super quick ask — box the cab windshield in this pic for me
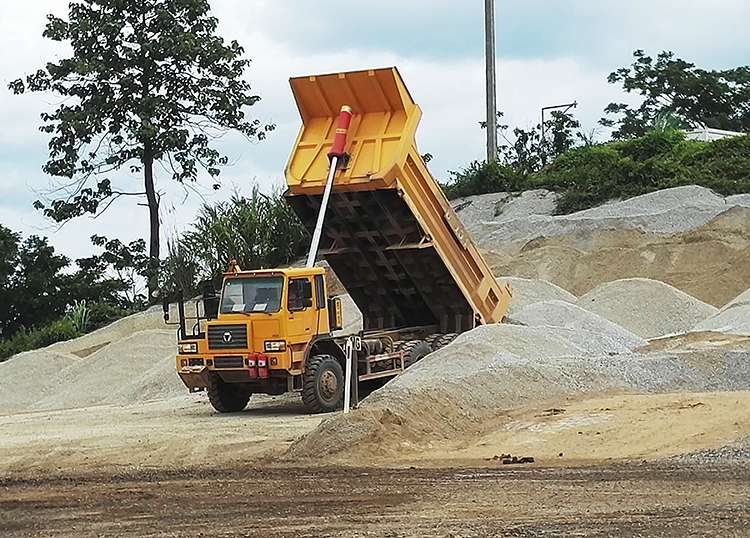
[220,276,283,314]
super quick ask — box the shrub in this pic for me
[442,161,524,200]
[442,131,750,214]
[0,318,80,360]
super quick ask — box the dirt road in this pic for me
[2,463,749,537]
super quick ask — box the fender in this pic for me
[304,334,346,369]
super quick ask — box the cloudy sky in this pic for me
[1,0,748,261]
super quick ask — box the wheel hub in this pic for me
[319,370,338,400]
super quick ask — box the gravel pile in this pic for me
[1,330,180,414]
[676,438,750,464]
[0,350,81,414]
[577,278,718,339]
[513,300,646,350]
[692,289,750,336]
[496,277,577,315]
[454,186,750,248]
[288,323,749,461]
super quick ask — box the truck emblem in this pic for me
[222,331,233,343]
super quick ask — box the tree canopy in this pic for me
[601,50,750,139]
[9,0,273,297]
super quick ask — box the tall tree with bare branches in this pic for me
[10,0,273,297]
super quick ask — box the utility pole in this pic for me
[484,0,498,162]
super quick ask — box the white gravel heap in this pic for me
[289,323,748,460]
[577,278,718,339]
[0,329,182,414]
[692,289,750,336]
[513,300,646,350]
[0,350,81,413]
[453,186,750,248]
[497,277,577,315]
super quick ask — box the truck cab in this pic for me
[174,264,347,413]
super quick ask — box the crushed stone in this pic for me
[497,277,577,315]
[577,278,718,339]
[513,300,646,350]
[21,330,179,413]
[692,288,750,336]
[455,185,750,248]
[288,322,749,461]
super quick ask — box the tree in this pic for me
[601,50,750,139]
[481,110,583,175]
[9,0,273,298]
[175,187,310,283]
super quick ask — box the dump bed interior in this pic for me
[285,68,511,333]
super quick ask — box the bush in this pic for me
[442,160,525,200]
[0,318,80,360]
[442,131,750,214]
[0,302,138,361]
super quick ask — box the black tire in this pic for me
[302,354,344,413]
[432,333,458,351]
[207,375,251,413]
[424,333,442,348]
[401,340,431,369]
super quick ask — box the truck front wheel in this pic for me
[302,354,344,413]
[207,375,252,413]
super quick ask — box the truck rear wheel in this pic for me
[432,333,458,351]
[207,375,252,413]
[302,354,344,413]
[401,340,431,368]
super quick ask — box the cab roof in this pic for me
[222,266,325,279]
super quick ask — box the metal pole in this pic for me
[484,0,498,162]
[305,156,338,268]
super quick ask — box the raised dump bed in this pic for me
[285,67,511,334]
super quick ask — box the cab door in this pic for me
[286,277,315,344]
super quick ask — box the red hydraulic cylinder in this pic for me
[327,105,353,159]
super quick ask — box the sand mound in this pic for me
[288,323,749,462]
[0,350,82,413]
[0,329,179,414]
[497,277,576,315]
[513,300,646,350]
[693,289,750,336]
[577,278,718,339]
[488,207,750,308]
[458,186,750,249]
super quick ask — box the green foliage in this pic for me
[66,300,91,333]
[10,0,273,297]
[442,161,524,200]
[602,50,750,138]
[537,131,750,213]
[160,186,310,291]
[0,318,80,360]
[0,227,145,341]
[443,131,750,214]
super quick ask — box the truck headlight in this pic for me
[264,340,286,352]
[178,342,198,354]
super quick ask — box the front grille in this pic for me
[214,356,245,369]
[208,324,248,350]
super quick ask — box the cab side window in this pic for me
[288,278,309,311]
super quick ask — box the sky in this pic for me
[1,0,749,261]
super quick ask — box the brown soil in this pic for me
[487,207,750,307]
[2,464,749,537]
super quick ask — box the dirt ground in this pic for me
[3,387,750,536]
[2,463,749,537]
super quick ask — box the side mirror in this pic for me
[204,297,219,320]
[162,295,170,322]
[202,281,219,320]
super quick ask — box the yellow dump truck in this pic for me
[170,67,512,413]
